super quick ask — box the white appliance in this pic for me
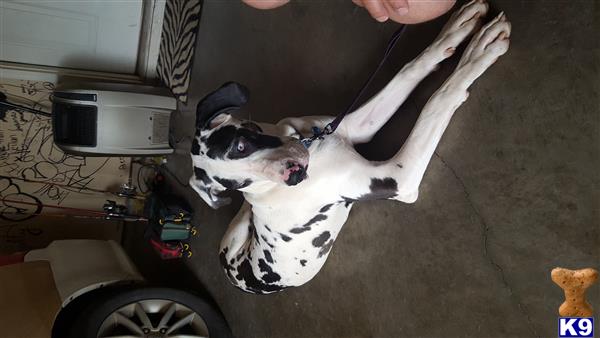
[51,85,176,156]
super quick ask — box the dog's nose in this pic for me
[285,165,307,186]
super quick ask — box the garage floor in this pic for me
[126,1,599,337]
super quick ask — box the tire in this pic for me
[68,286,232,338]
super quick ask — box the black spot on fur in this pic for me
[302,214,327,228]
[263,250,274,263]
[235,259,285,294]
[219,248,237,283]
[289,214,327,235]
[258,259,281,283]
[319,204,333,213]
[340,197,356,207]
[236,251,244,261]
[290,226,311,234]
[194,167,211,184]
[280,233,292,242]
[397,164,403,168]
[206,126,237,159]
[191,138,201,155]
[363,177,398,200]
[340,178,398,204]
[213,176,252,190]
[249,221,259,243]
[260,234,269,243]
[229,128,283,159]
[264,225,272,232]
[318,239,334,258]
[300,259,307,267]
[312,231,331,247]
[205,125,283,160]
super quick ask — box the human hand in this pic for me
[352,0,409,22]
[241,0,290,10]
[241,0,456,24]
[353,0,456,24]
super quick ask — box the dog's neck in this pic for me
[241,175,326,225]
[241,180,278,196]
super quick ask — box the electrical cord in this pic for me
[0,91,52,117]
[136,163,158,194]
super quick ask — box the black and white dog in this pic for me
[190,0,510,294]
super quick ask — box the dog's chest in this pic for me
[246,135,358,271]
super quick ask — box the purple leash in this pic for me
[301,24,407,148]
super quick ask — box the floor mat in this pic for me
[157,0,202,104]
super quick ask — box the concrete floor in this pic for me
[131,1,599,337]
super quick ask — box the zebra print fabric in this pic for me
[157,0,202,103]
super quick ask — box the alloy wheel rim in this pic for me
[97,299,209,338]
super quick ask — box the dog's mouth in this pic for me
[283,160,308,186]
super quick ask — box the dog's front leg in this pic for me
[391,12,511,202]
[340,0,489,144]
[340,11,510,204]
[218,202,288,294]
[217,202,257,288]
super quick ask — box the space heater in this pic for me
[50,86,176,156]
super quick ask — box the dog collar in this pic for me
[300,126,325,149]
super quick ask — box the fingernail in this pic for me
[376,15,389,22]
[396,7,409,15]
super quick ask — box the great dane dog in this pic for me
[190,0,510,294]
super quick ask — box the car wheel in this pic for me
[69,287,232,338]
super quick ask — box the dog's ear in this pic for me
[189,167,231,209]
[196,82,249,130]
[207,113,232,130]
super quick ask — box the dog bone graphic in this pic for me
[551,267,598,317]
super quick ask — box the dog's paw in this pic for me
[457,11,511,73]
[429,0,489,62]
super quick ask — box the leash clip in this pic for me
[300,138,313,149]
[300,126,325,149]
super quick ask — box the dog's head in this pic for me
[189,82,309,209]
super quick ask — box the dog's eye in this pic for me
[236,140,246,152]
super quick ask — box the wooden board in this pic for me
[0,261,62,338]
